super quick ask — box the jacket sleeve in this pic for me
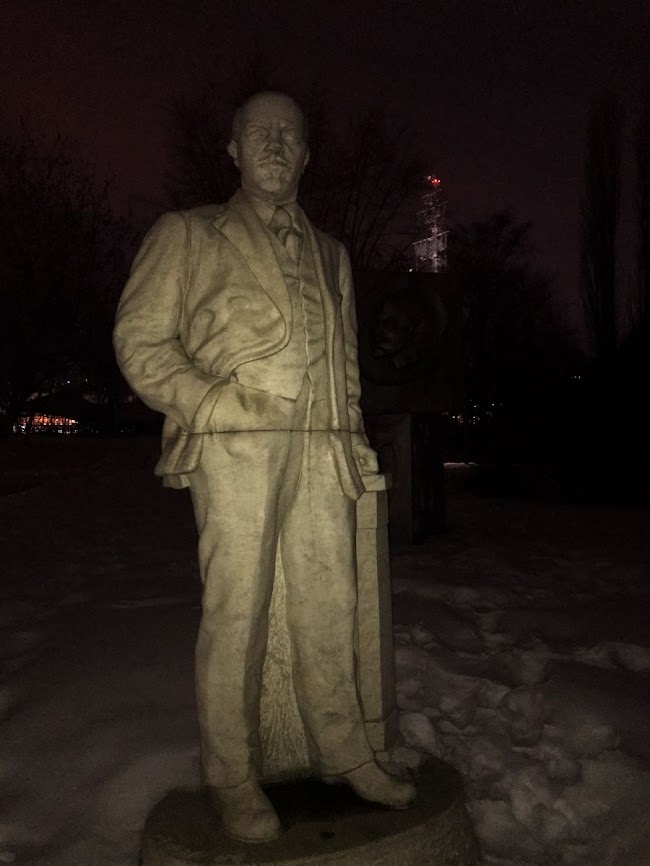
[113,212,225,432]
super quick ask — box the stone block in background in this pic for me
[366,413,446,544]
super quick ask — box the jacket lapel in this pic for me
[300,212,337,328]
[300,215,342,425]
[214,190,292,327]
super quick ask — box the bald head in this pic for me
[231,91,308,142]
[227,91,310,205]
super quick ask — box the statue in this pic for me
[113,91,415,844]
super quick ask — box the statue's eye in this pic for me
[246,127,267,142]
[282,129,298,143]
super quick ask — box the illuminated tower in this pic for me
[413,175,448,273]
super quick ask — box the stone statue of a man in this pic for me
[113,91,415,843]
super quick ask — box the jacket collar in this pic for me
[213,189,291,324]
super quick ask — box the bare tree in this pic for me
[305,109,423,270]
[615,88,650,436]
[165,86,237,208]
[165,53,284,208]
[448,210,579,470]
[580,93,624,367]
[635,89,650,337]
[450,211,564,397]
[0,122,130,433]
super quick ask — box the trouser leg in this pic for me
[280,429,374,775]
[189,428,300,788]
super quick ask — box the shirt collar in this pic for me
[242,190,300,228]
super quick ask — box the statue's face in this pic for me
[228,93,309,204]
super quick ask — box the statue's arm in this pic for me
[113,212,224,431]
[338,244,379,474]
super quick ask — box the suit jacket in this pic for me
[113,190,368,498]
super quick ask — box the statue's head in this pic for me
[227,91,310,205]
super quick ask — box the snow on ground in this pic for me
[1,438,650,865]
[391,468,650,866]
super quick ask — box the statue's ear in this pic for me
[227,140,239,166]
[302,146,310,173]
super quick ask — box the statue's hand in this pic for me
[207,382,289,433]
[353,441,379,476]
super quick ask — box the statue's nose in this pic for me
[265,130,283,151]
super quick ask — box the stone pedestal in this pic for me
[258,474,397,782]
[355,474,398,756]
[141,761,481,866]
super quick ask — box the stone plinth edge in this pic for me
[141,760,481,866]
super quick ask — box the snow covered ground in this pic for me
[1,438,650,865]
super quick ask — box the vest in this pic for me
[232,225,328,412]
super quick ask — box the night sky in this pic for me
[2,0,648,332]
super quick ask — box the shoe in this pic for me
[207,778,281,843]
[325,761,416,809]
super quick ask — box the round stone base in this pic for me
[141,761,481,866]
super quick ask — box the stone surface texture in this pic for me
[259,476,397,782]
[113,91,385,791]
[354,476,398,756]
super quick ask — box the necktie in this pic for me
[269,206,303,262]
